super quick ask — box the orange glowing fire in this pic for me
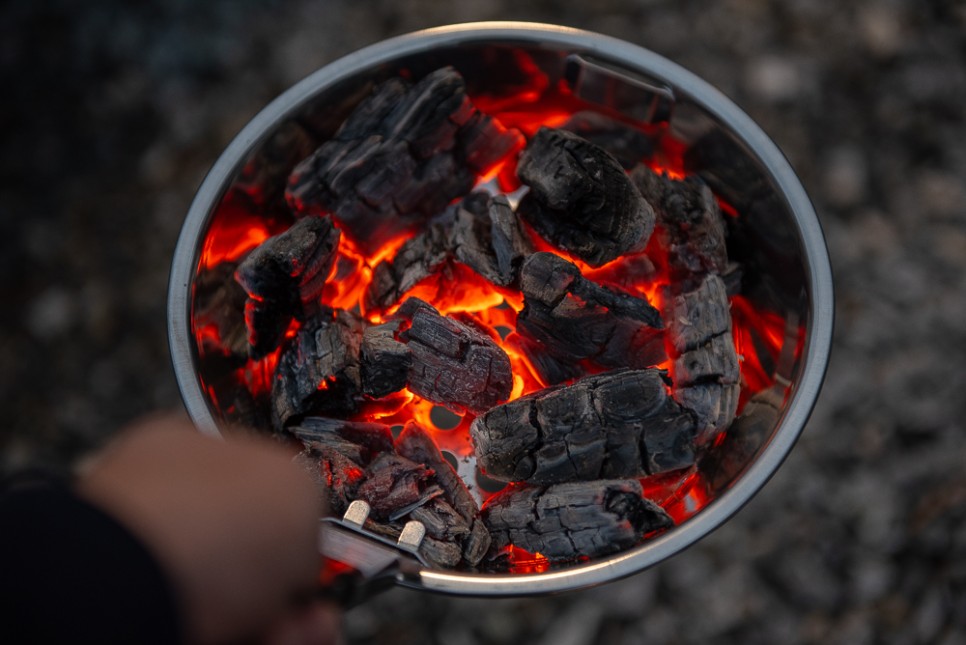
[191,62,803,572]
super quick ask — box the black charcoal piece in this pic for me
[193,261,249,360]
[482,479,673,561]
[517,127,655,267]
[674,382,741,445]
[291,417,395,459]
[360,321,412,398]
[470,369,696,484]
[451,192,533,287]
[562,111,654,169]
[286,67,523,254]
[667,274,732,353]
[270,310,363,431]
[234,121,317,211]
[398,298,512,414]
[235,216,341,358]
[631,164,728,289]
[673,333,740,386]
[364,220,451,313]
[516,252,666,383]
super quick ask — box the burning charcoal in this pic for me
[470,369,696,484]
[665,274,740,442]
[364,220,451,313]
[235,216,341,358]
[451,192,533,287]
[516,252,666,383]
[482,480,673,562]
[631,164,728,289]
[396,422,491,565]
[360,321,412,398]
[234,121,317,211]
[306,445,366,514]
[517,127,655,267]
[356,453,435,519]
[667,274,731,353]
[397,298,512,414]
[562,111,654,169]
[270,309,363,430]
[286,67,523,254]
[193,261,249,360]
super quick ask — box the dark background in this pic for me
[2,1,965,642]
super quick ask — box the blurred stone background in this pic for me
[2,0,964,643]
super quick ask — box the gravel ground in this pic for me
[2,1,965,643]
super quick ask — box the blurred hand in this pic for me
[77,414,340,645]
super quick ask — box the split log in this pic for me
[630,164,728,290]
[397,298,512,414]
[270,309,363,430]
[517,127,655,267]
[516,252,666,383]
[286,67,523,254]
[235,216,341,358]
[562,111,654,169]
[482,479,673,561]
[470,369,696,484]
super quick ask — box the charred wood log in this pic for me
[397,298,513,414]
[517,127,655,267]
[365,192,532,312]
[630,164,728,290]
[235,216,341,358]
[360,321,412,398]
[286,67,523,254]
[471,369,696,484]
[516,252,666,383]
[482,479,673,562]
[562,111,654,170]
[270,309,363,430]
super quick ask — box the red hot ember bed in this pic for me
[169,23,833,595]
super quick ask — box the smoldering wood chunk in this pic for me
[360,321,411,398]
[193,261,249,361]
[667,274,731,353]
[674,333,740,386]
[517,127,655,267]
[674,383,740,445]
[631,164,728,290]
[451,192,533,287]
[471,369,696,484]
[270,310,363,430]
[562,111,654,169]
[517,253,666,383]
[286,67,523,254]
[364,191,533,312]
[235,121,317,211]
[235,216,341,358]
[364,220,451,312]
[398,298,512,414]
[482,480,673,561]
